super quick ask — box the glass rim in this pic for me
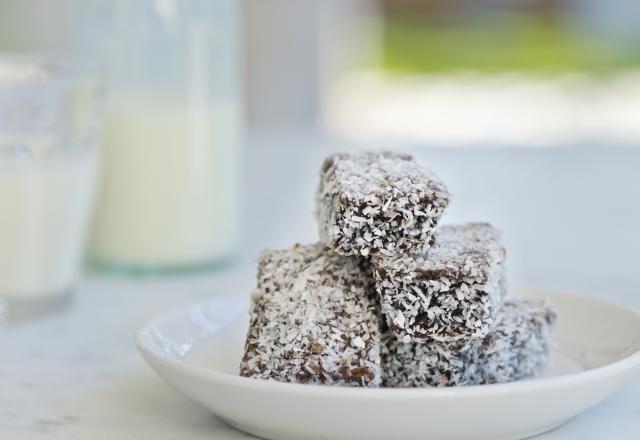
[0,55,104,160]
[0,54,89,87]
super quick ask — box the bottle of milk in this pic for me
[87,0,242,273]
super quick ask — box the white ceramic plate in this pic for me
[136,288,640,440]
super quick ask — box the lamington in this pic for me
[316,152,450,258]
[240,243,381,387]
[381,299,556,387]
[374,223,506,343]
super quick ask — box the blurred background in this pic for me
[1,0,639,313]
[3,0,640,144]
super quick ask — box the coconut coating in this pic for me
[240,243,381,387]
[375,223,506,343]
[381,299,556,387]
[317,152,450,258]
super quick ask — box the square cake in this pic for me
[381,299,556,387]
[239,243,381,387]
[374,223,506,343]
[317,152,450,258]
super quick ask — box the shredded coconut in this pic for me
[316,152,450,258]
[381,299,556,387]
[374,223,506,342]
[239,243,381,387]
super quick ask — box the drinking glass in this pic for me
[0,57,101,319]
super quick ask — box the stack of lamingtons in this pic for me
[240,152,556,387]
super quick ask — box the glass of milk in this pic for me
[0,57,101,319]
[86,0,242,274]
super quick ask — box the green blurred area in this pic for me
[383,13,640,73]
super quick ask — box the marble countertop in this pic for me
[2,140,640,439]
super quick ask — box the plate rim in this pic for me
[136,287,640,399]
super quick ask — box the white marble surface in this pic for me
[2,139,640,439]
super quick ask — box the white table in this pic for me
[2,138,640,439]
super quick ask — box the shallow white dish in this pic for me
[136,287,640,440]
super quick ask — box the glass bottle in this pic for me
[87,0,243,273]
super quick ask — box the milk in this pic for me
[89,97,240,269]
[0,147,98,299]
